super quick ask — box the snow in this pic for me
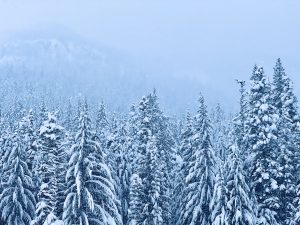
[143,117,150,123]
[46,133,57,140]
[270,124,277,131]
[260,104,269,111]
[43,213,57,225]
[236,210,242,220]
[12,191,17,203]
[50,221,63,225]
[39,126,49,135]
[271,179,278,190]
[0,41,299,225]
[40,183,48,190]
[86,189,95,212]
[36,201,47,212]
[262,115,269,122]
[261,172,269,180]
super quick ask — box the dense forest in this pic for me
[0,58,299,225]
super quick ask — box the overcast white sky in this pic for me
[0,0,299,111]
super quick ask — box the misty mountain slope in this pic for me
[0,38,209,114]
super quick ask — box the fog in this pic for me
[0,0,299,114]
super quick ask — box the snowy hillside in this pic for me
[0,38,145,110]
[0,38,206,114]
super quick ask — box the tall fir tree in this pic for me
[272,59,300,224]
[95,100,109,151]
[210,164,228,225]
[226,143,256,225]
[149,92,175,225]
[129,93,175,225]
[107,120,131,225]
[246,66,280,225]
[0,133,36,225]
[128,92,175,225]
[211,104,228,161]
[155,118,174,225]
[32,112,66,225]
[128,174,143,225]
[129,95,157,225]
[126,105,139,172]
[63,102,122,225]
[38,98,48,128]
[18,110,37,173]
[142,136,163,225]
[0,129,14,195]
[233,80,248,160]
[172,113,193,225]
[178,94,216,225]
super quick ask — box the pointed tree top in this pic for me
[251,65,265,81]
[185,111,192,121]
[152,88,157,97]
[197,92,208,116]
[235,79,246,88]
[274,58,285,76]
[275,58,282,67]
[83,98,88,112]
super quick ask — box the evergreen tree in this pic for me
[128,174,143,225]
[38,98,47,127]
[179,94,216,225]
[172,113,193,225]
[63,103,122,225]
[95,100,109,151]
[271,58,299,125]
[129,93,171,225]
[9,97,25,127]
[169,117,183,148]
[71,98,83,134]
[130,96,155,225]
[0,129,14,192]
[211,165,228,225]
[0,128,15,224]
[233,80,248,160]
[277,116,298,225]
[129,92,175,225]
[211,104,228,161]
[149,92,175,225]
[292,128,300,225]
[272,59,300,224]
[155,117,174,225]
[0,133,36,225]
[107,120,131,225]
[32,112,66,224]
[246,66,279,225]
[18,110,37,172]
[127,104,139,174]
[142,136,163,225]
[226,143,256,225]
[64,98,73,131]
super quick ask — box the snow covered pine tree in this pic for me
[31,112,66,225]
[178,94,216,225]
[0,133,36,225]
[246,66,280,225]
[63,102,122,225]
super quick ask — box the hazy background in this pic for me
[0,0,299,114]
